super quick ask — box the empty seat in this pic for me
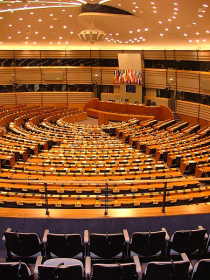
[87,230,129,262]
[2,228,45,262]
[44,229,85,260]
[89,255,141,280]
[37,257,85,280]
[167,226,207,259]
[128,228,169,261]
[0,261,34,280]
[142,253,191,280]
[191,259,210,280]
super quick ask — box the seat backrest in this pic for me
[0,262,33,280]
[191,259,210,280]
[130,231,166,257]
[169,228,206,255]
[89,233,125,259]
[4,231,44,258]
[38,263,83,280]
[144,260,190,280]
[46,233,83,258]
[92,263,137,280]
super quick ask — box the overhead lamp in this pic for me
[78,21,106,44]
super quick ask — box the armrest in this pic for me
[43,229,49,243]
[133,255,142,280]
[123,229,130,243]
[162,227,170,241]
[181,253,193,272]
[85,256,91,276]
[34,255,43,278]
[84,230,89,244]
[198,225,204,230]
[198,225,208,239]
[2,228,11,242]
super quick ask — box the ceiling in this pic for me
[0,0,209,50]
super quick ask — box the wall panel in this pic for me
[67,67,91,84]
[0,68,15,85]
[0,93,16,105]
[16,67,41,84]
[176,71,199,93]
[16,92,42,104]
[144,69,166,89]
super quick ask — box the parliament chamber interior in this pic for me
[0,0,210,279]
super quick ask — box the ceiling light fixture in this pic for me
[78,21,106,44]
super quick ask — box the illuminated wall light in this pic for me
[135,6,138,8]
[0,17,3,19]
[118,4,121,6]
[0,42,3,44]
[139,36,142,39]
[62,9,65,12]
[150,2,155,4]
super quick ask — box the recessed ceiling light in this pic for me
[196,39,199,42]
[0,17,3,20]
[25,42,28,44]
[8,37,11,39]
[203,39,206,42]
[28,25,31,28]
[165,28,168,31]
[160,33,163,36]
[173,2,178,5]
[58,42,61,44]
[137,29,140,32]
[129,31,133,33]
[189,39,192,42]
[184,33,187,36]
[50,26,53,28]
[35,31,38,34]
[59,36,62,39]
[33,42,36,44]
[50,42,52,44]
[19,18,22,20]
[203,4,208,7]
[30,12,34,15]
[116,33,119,35]
[172,16,176,19]
[38,19,42,22]
[168,19,171,21]
[63,26,67,28]
[18,31,21,34]
[193,22,197,25]
[43,37,46,39]
[26,37,29,39]
[206,30,210,33]
[159,21,162,24]
[198,14,203,17]
[62,9,65,12]
[133,10,136,12]
[177,26,181,29]
[69,15,72,17]
[145,28,148,31]
[66,41,68,44]
[153,10,157,13]
[196,32,199,35]
[9,24,12,27]
[70,31,73,34]
[50,14,53,16]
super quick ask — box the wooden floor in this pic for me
[1,203,210,220]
